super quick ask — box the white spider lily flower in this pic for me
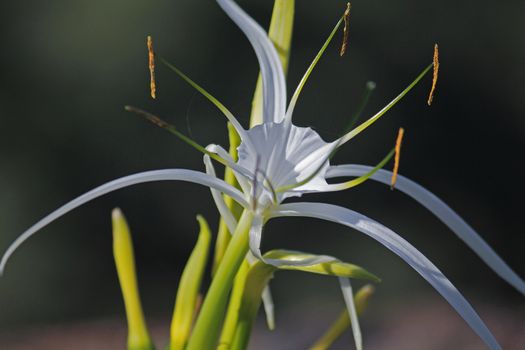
[215,1,524,349]
[1,1,524,349]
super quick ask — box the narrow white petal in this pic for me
[339,277,363,350]
[248,215,334,268]
[248,215,265,260]
[261,286,276,330]
[217,0,287,123]
[0,169,247,275]
[327,164,525,296]
[204,155,238,234]
[205,143,252,195]
[272,202,502,350]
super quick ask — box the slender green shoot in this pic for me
[170,216,211,350]
[112,208,155,350]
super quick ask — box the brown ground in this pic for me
[1,299,524,349]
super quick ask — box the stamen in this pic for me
[338,62,433,146]
[147,36,156,99]
[390,127,405,190]
[427,43,439,106]
[285,9,346,122]
[159,57,248,141]
[343,81,376,134]
[340,3,352,57]
[124,105,229,167]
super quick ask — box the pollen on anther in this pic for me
[391,127,405,190]
[147,35,156,99]
[340,3,352,57]
[427,43,439,106]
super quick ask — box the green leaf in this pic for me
[250,0,295,127]
[169,215,211,350]
[112,208,155,350]
[309,285,375,350]
[230,250,379,350]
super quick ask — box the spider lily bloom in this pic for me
[1,0,524,349]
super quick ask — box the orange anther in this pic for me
[147,35,156,99]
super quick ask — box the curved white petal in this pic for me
[205,143,252,194]
[0,169,247,274]
[248,215,335,268]
[327,164,525,296]
[339,277,362,350]
[261,286,276,330]
[217,0,287,123]
[248,215,265,261]
[272,202,502,350]
[204,155,238,234]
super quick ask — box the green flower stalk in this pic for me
[112,208,155,350]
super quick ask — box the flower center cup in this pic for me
[237,122,335,212]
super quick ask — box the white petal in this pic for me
[272,202,502,350]
[248,215,265,260]
[0,169,247,274]
[217,0,287,123]
[205,143,252,194]
[327,164,525,296]
[204,155,238,234]
[339,277,363,350]
[248,215,334,268]
[261,286,276,330]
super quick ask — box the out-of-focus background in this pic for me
[0,0,524,349]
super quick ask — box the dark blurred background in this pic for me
[0,0,524,349]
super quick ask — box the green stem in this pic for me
[186,210,254,350]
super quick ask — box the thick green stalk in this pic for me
[186,210,254,350]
